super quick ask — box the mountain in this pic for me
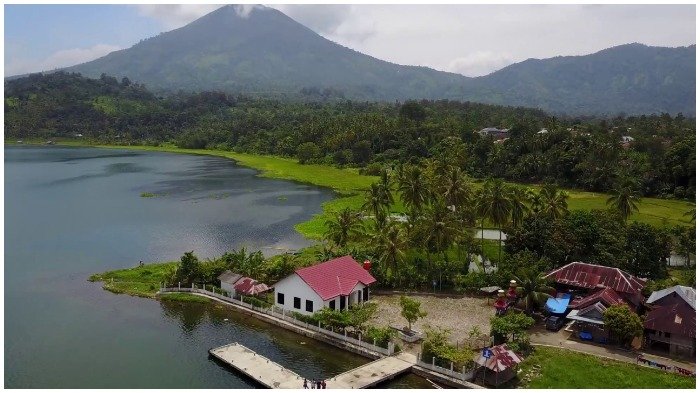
[64,5,695,115]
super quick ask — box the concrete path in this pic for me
[530,325,695,372]
[330,352,417,389]
[209,343,305,389]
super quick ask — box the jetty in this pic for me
[210,343,415,389]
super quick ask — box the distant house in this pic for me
[537,128,549,135]
[218,270,243,294]
[473,344,524,386]
[478,127,510,140]
[273,255,376,315]
[644,285,695,358]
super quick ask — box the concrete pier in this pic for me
[209,343,304,389]
[210,343,416,389]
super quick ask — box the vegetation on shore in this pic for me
[89,262,177,298]
[518,346,695,388]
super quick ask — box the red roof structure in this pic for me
[233,277,270,296]
[545,262,646,306]
[644,302,696,338]
[473,344,523,372]
[295,255,376,300]
[569,287,627,309]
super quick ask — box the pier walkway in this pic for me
[210,343,416,389]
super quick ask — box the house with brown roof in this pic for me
[644,285,695,358]
[273,255,376,315]
[544,262,646,342]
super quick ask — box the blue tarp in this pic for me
[546,293,571,314]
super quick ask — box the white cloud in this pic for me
[447,52,516,77]
[6,44,121,76]
[134,4,223,30]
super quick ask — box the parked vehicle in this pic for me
[546,316,566,331]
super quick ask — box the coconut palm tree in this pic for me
[441,166,471,211]
[508,186,531,228]
[396,164,430,229]
[539,184,569,220]
[325,208,362,248]
[374,222,407,285]
[606,183,641,222]
[515,272,555,314]
[478,178,512,264]
[421,199,458,289]
[362,182,392,225]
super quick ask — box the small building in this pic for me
[273,255,376,315]
[478,127,510,140]
[472,344,523,386]
[233,277,270,296]
[537,128,549,135]
[644,285,695,358]
[218,270,243,295]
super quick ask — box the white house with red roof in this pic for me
[273,255,376,315]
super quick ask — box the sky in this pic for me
[4,3,697,77]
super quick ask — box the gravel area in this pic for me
[369,294,493,345]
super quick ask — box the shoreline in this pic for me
[7,140,694,230]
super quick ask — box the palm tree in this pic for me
[515,272,555,314]
[374,222,407,285]
[478,178,512,264]
[508,186,531,228]
[607,183,641,222]
[441,166,471,211]
[421,199,458,289]
[325,208,362,248]
[539,184,569,220]
[396,164,430,229]
[362,182,393,224]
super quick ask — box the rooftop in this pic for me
[295,255,376,301]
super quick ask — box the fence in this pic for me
[159,284,394,356]
[416,353,474,381]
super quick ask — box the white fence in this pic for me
[416,353,474,381]
[159,285,394,356]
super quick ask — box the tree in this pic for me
[515,272,554,313]
[374,222,406,284]
[478,178,512,263]
[440,166,471,211]
[509,187,531,228]
[672,225,696,268]
[603,304,643,346]
[396,164,430,228]
[346,302,379,334]
[362,182,393,224]
[421,199,458,288]
[399,295,427,331]
[607,182,641,222]
[539,184,569,220]
[624,222,671,279]
[177,251,201,284]
[325,208,362,248]
[490,310,535,343]
[297,141,321,164]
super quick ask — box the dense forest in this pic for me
[5,71,696,199]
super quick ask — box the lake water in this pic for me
[4,146,430,388]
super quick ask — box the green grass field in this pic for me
[518,346,695,388]
[25,141,694,239]
[89,262,177,298]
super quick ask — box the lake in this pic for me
[4,146,430,388]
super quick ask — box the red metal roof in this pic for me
[569,287,627,309]
[233,277,270,296]
[295,255,376,301]
[644,302,696,338]
[544,262,646,295]
[473,344,523,372]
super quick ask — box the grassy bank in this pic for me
[89,262,177,298]
[518,346,695,388]
[16,141,694,238]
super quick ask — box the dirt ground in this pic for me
[369,294,493,345]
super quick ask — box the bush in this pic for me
[364,326,396,349]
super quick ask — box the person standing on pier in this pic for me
[310,379,315,389]
[303,378,308,389]
[316,380,322,389]
[321,380,326,389]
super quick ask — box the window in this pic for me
[340,296,346,310]
[306,300,313,312]
[277,293,284,305]
[363,287,369,301]
[329,300,336,310]
[293,297,301,309]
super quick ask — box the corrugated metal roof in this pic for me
[218,270,243,284]
[544,262,646,295]
[644,302,696,338]
[647,285,696,310]
[233,277,270,295]
[295,255,376,301]
[569,287,626,309]
[473,344,523,372]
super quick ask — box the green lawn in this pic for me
[519,346,695,389]
[36,141,694,239]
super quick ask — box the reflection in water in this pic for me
[160,299,209,334]
[43,162,149,186]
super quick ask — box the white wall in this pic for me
[221,282,236,295]
[274,274,324,315]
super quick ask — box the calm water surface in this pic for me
[4,146,431,388]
